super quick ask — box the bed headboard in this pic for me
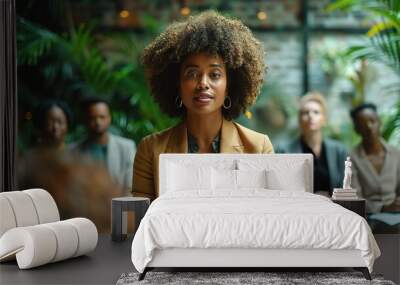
[159,154,314,195]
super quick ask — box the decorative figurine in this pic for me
[343,156,352,190]
[332,157,357,199]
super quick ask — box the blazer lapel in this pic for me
[165,121,188,153]
[106,134,119,178]
[358,141,387,180]
[220,119,244,153]
[379,140,391,176]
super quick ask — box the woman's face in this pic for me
[43,106,68,145]
[354,108,380,142]
[179,52,227,117]
[299,100,326,134]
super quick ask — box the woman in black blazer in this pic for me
[277,92,348,194]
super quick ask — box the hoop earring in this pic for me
[223,96,231,109]
[175,96,183,108]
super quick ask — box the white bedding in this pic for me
[131,190,380,273]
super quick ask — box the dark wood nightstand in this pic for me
[332,198,366,218]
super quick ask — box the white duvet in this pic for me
[131,190,380,273]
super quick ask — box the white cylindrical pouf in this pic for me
[1,192,39,227]
[0,219,98,269]
[65,218,98,257]
[0,226,57,269]
[24,189,60,223]
[42,221,79,262]
[0,196,17,237]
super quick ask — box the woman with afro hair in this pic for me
[132,11,274,199]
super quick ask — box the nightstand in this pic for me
[332,198,366,218]
[111,197,150,242]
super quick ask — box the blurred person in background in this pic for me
[31,99,72,152]
[277,92,348,195]
[350,103,400,233]
[133,11,274,200]
[18,153,119,233]
[18,100,119,233]
[72,97,136,195]
[18,100,73,190]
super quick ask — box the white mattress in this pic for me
[131,190,380,273]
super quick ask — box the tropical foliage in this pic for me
[328,0,400,142]
[17,16,177,150]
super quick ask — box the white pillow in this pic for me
[167,163,212,191]
[211,169,268,190]
[266,168,306,191]
[237,169,267,189]
[237,159,308,192]
[212,168,237,190]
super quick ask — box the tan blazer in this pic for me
[132,119,274,199]
[351,140,400,213]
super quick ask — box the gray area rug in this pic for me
[116,272,395,285]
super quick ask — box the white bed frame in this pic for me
[140,154,370,280]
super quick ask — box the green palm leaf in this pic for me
[329,0,400,142]
[17,18,62,65]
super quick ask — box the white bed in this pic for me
[131,154,380,280]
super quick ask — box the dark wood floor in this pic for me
[0,235,134,285]
[0,234,398,284]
